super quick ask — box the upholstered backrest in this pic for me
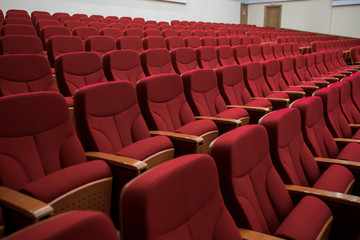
[215,65,254,105]
[0,24,37,36]
[55,52,107,96]
[195,46,220,69]
[0,35,44,55]
[210,125,294,234]
[330,50,342,69]
[72,26,99,41]
[121,154,243,240]
[201,36,216,46]
[64,21,86,31]
[84,35,116,57]
[229,36,241,46]
[262,59,288,91]
[46,35,84,67]
[280,56,301,86]
[323,51,336,72]
[165,36,184,50]
[170,47,199,74]
[232,45,251,64]
[305,53,321,77]
[184,36,201,48]
[242,62,271,97]
[103,50,145,85]
[0,92,86,190]
[260,108,321,187]
[290,96,340,158]
[343,74,360,111]
[40,26,71,47]
[291,43,300,55]
[293,55,313,82]
[217,46,236,66]
[137,73,196,131]
[123,28,143,38]
[161,29,177,38]
[261,44,275,60]
[116,36,143,53]
[142,36,166,50]
[74,81,151,154]
[216,36,229,46]
[140,48,176,76]
[248,44,263,62]
[240,36,251,45]
[313,86,353,138]
[272,44,284,59]
[0,54,59,96]
[182,69,228,116]
[314,52,328,75]
[88,22,107,31]
[282,43,292,57]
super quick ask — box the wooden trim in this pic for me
[150,130,203,144]
[227,105,272,113]
[195,116,242,126]
[86,152,147,171]
[199,130,219,154]
[238,228,285,240]
[142,148,174,169]
[334,137,360,144]
[316,216,333,240]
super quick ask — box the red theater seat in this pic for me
[0,35,45,55]
[142,36,166,50]
[140,48,176,76]
[195,46,220,69]
[84,35,116,57]
[170,47,199,74]
[72,26,99,41]
[116,36,143,53]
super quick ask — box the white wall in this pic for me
[1,0,241,24]
[247,0,360,38]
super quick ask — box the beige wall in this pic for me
[1,0,241,24]
[248,0,360,38]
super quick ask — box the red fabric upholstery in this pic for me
[161,29,177,38]
[282,43,292,57]
[290,43,300,55]
[290,96,360,162]
[136,73,217,134]
[99,28,123,39]
[195,46,220,69]
[0,54,60,96]
[314,52,339,77]
[64,21,86,31]
[140,48,176,76]
[293,55,327,84]
[40,26,71,48]
[305,53,325,78]
[260,108,354,193]
[261,44,275,60]
[182,68,248,119]
[0,24,37,36]
[233,45,251,64]
[314,86,360,139]
[123,28,143,38]
[216,65,272,108]
[248,44,264,62]
[0,35,44,55]
[116,36,143,53]
[184,36,201,48]
[88,22,107,31]
[55,52,107,96]
[216,36,230,46]
[343,74,360,111]
[280,56,316,87]
[273,44,284,59]
[46,35,84,67]
[178,29,192,37]
[74,81,173,160]
[229,36,241,46]
[210,125,332,238]
[103,49,145,85]
[201,36,216,46]
[7,211,118,240]
[72,26,99,41]
[217,46,237,66]
[165,36,184,50]
[242,62,289,99]
[170,47,199,74]
[331,81,360,124]
[84,35,116,57]
[142,36,166,50]
[121,154,243,240]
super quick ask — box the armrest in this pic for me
[86,152,147,172]
[150,130,203,144]
[252,97,289,103]
[314,157,360,171]
[321,77,338,83]
[331,74,346,78]
[334,137,360,145]
[238,228,285,240]
[195,116,242,126]
[349,124,360,130]
[227,105,271,113]
[273,91,306,97]
[0,186,54,221]
[310,81,329,88]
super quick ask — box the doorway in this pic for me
[264,5,282,29]
[241,3,248,25]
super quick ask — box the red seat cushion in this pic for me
[176,119,217,136]
[313,164,354,192]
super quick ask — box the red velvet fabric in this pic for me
[40,26,71,47]
[140,48,176,76]
[142,36,166,50]
[281,43,292,57]
[293,55,327,83]
[170,47,200,74]
[116,36,143,53]
[280,56,316,87]
[217,46,237,66]
[55,52,107,96]
[201,36,217,46]
[121,154,243,240]
[272,44,284,59]
[84,35,116,57]
[184,36,201,48]
[7,211,118,240]
[343,74,360,112]
[261,44,275,60]
[165,36,184,50]
[248,44,264,62]
[232,45,251,64]
[195,46,220,69]
[72,26,98,41]
[0,35,44,55]
[0,24,37,36]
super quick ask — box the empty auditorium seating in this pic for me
[0,92,112,233]
[39,26,71,48]
[195,46,220,69]
[103,50,145,85]
[5,211,118,240]
[170,47,199,74]
[99,27,123,39]
[343,74,360,111]
[143,29,161,37]
[35,20,61,35]
[184,36,201,48]
[140,48,176,76]
[350,46,360,65]
[201,36,217,46]
[229,36,241,46]
[282,43,293,57]
[210,125,333,239]
[0,35,44,55]
[215,65,272,123]
[165,36,184,50]
[88,22,107,31]
[161,29,177,38]
[109,22,126,31]
[261,44,275,60]
[259,108,355,194]
[248,44,264,62]
[182,69,249,133]
[120,154,245,240]
[233,45,252,64]
[2,17,32,26]
[242,62,290,110]
[55,52,107,96]
[116,36,143,53]
[0,24,37,36]
[323,51,351,76]
[217,46,237,66]
[291,96,360,162]
[137,73,218,155]
[142,36,166,50]
[216,36,229,46]
[273,43,285,59]
[314,52,344,79]
[84,35,115,57]
[72,26,99,41]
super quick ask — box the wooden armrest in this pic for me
[281,91,306,97]
[285,184,360,207]
[332,74,346,78]
[86,152,147,172]
[252,97,289,103]
[334,137,360,145]
[238,228,285,240]
[310,81,330,88]
[195,116,242,126]
[150,130,203,144]
[349,124,360,129]
[321,77,338,83]
[314,157,360,171]
[0,186,54,221]
[227,105,271,113]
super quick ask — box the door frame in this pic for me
[264,5,282,29]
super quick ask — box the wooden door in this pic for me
[241,3,248,25]
[264,5,282,29]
